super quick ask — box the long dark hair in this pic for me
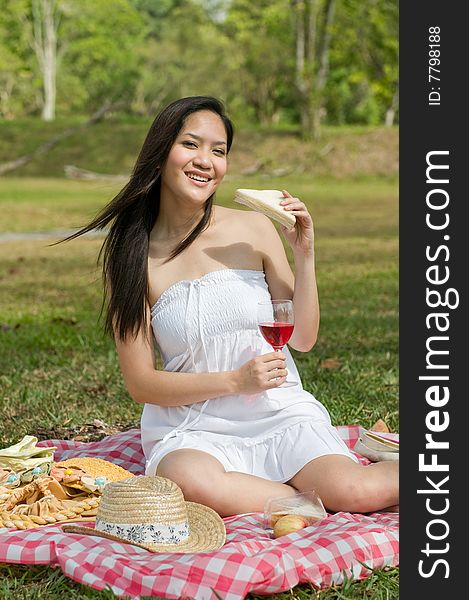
[60,96,234,341]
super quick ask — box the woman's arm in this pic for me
[258,192,319,352]
[115,310,288,406]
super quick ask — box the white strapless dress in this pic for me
[142,269,356,482]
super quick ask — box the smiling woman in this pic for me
[58,95,399,518]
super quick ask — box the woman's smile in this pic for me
[185,170,212,185]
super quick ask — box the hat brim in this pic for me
[62,501,226,553]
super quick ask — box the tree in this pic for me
[0,0,144,120]
[58,0,144,114]
[131,0,240,117]
[0,30,28,119]
[1,0,63,121]
[292,0,337,139]
[326,0,398,126]
[31,0,60,121]
[1,0,398,127]
[225,0,295,125]
[0,0,41,119]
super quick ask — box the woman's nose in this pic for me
[192,151,212,168]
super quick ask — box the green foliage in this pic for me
[224,0,295,124]
[57,0,145,112]
[131,0,241,116]
[0,0,398,126]
[0,0,41,117]
[327,0,399,124]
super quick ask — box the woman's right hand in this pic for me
[233,352,287,394]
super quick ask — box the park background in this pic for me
[0,1,398,598]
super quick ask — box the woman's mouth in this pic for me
[185,172,212,186]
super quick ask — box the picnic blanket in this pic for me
[0,426,399,599]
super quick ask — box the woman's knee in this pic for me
[156,449,225,504]
[323,476,373,512]
[321,465,398,513]
[290,455,397,513]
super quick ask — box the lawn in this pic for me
[0,175,398,599]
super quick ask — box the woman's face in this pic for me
[160,110,228,207]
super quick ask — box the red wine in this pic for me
[259,322,294,349]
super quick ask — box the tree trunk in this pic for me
[293,0,316,138]
[385,81,399,126]
[312,0,336,138]
[32,0,58,122]
[0,76,16,120]
[292,0,336,140]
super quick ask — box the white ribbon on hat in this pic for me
[95,517,190,545]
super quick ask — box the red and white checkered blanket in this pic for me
[0,426,399,600]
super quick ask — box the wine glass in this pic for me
[258,299,297,387]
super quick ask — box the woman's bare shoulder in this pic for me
[214,205,274,233]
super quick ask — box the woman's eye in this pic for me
[183,141,197,148]
[213,148,226,156]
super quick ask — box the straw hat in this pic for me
[62,476,226,553]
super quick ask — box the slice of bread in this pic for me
[234,189,296,228]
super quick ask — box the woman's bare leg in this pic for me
[156,449,297,517]
[288,455,399,513]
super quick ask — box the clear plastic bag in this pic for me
[264,491,327,537]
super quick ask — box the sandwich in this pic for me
[234,189,296,229]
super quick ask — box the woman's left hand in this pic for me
[279,190,314,255]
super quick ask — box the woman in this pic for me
[68,96,398,517]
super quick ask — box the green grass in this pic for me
[0,175,397,234]
[0,116,398,179]
[0,175,398,599]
